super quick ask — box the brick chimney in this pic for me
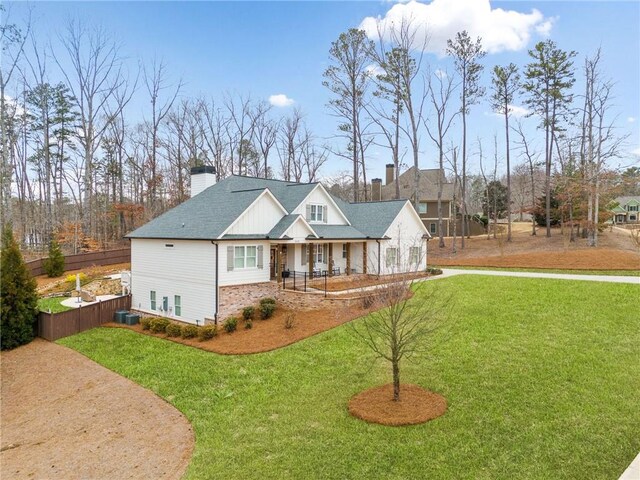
[371,178,382,201]
[190,165,216,197]
[385,163,395,185]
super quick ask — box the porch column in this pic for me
[276,244,283,278]
[308,243,314,276]
[346,242,351,275]
[328,243,334,276]
[362,241,368,274]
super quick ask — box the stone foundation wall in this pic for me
[217,282,365,322]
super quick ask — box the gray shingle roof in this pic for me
[331,195,408,238]
[311,224,367,239]
[268,214,307,238]
[127,175,414,241]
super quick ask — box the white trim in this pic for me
[281,215,318,239]
[218,188,288,239]
[383,200,429,238]
[297,184,351,225]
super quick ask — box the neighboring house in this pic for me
[126,166,429,325]
[611,196,640,224]
[371,164,484,236]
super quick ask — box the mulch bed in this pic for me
[348,384,447,426]
[107,302,376,355]
[433,248,640,270]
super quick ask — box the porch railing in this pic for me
[281,270,328,297]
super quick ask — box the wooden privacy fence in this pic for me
[38,295,131,341]
[27,247,131,277]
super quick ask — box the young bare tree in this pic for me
[252,101,277,178]
[425,68,459,248]
[447,31,486,248]
[490,63,520,242]
[350,274,451,402]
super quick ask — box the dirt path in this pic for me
[1,339,194,480]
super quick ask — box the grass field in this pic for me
[60,276,640,480]
[38,296,72,313]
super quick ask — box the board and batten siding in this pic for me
[380,202,428,274]
[131,239,216,325]
[218,240,271,286]
[227,193,285,235]
[292,185,349,225]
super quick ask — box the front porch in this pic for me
[268,241,372,281]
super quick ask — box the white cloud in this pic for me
[268,94,294,108]
[359,0,552,55]
[488,104,530,119]
[627,116,636,123]
[365,64,385,78]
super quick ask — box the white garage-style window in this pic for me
[234,246,257,269]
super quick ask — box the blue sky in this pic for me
[7,0,640,178]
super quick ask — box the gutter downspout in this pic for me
[376,239,381,276]
[211,241,219,325]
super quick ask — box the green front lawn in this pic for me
[60,276,640,480]
[38,296,73,313]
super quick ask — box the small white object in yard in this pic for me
[76,274,81,304]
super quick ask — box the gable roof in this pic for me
[380,167,455,202]
[615,196,640,206]
[127,175,422,241]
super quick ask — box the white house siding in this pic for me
[131,239,216,325]
[380,202,428,274]
[292,185,349,226]
[227,193,284,235]
[218,240,271,286]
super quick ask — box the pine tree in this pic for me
[1,225,39,350]
[43,239,65,277]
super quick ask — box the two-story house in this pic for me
[611,196,640,224]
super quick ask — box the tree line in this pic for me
[1,8,635,255]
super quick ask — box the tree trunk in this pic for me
[392,359,400,402]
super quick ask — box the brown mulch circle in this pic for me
[348,383,447,426]
[108,302,377,355]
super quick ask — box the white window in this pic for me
[310,204,324,222]
[630,215,637,221]
[430,223,436,234]
[174,295,181,316]
[418,202,427,214]
[409,247,421,265]
[342,243,347,259]
[629,205,638,212]
[386,248,399,269]
[314,244,325,264]
[234,246,257,269]
[150,290,156,311]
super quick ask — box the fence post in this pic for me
[324,272,327,298]
[293,272,296,291]
[304,272,307,292]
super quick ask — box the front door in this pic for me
[270,247,276,280]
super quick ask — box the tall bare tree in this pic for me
[490,63,520,242]
[425,68,458,247]
[323,28,373,202]
[447,31,485,248]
